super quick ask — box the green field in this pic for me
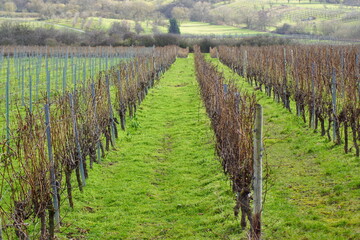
[41,19,264,36]
[179,22,264,35]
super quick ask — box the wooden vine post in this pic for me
[331,69,339,145]
[356,54,360,100]
[355,54,360,156]
[29,76,33,113]
[252,104,263,240]
[0,218,2,240]
[6,57,10,154]
[46,70,51,102]
[69,93,86,188]
[117,70,126,131]
[311,63,316,130]
[21,65,25,106]
[243,50,248,77]
[106,75,116,142]
[283,48,288,110]
[45,104,60,237]
[0,52,5,237]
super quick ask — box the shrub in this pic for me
[56,31,80,45]
[274,23,293,34]
[32,28,57,45]
[199,38,215,53]
[136,35,155,47]
[83,30,109,46]
[235,36,291,47]
[44,38,58,46]
[333,24,360,39]
[154,34,179,46]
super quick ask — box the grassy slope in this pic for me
[46,18,168,34]
[1,0,360,37]
[218,0,360,35]
[179,22,263,35]
[44,18,262,35]
[58,55,245,239]
[207,56,360,240]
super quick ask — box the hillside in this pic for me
[0,0,360,40]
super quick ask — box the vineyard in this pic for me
[218,45,360,156]
[0,45,359,239]
[0,46,178,239]
[195,46,261,238]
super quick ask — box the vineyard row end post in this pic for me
[252,104,263,240]
[44,104,60,232]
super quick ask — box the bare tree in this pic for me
[171,7,190,22]
[135,22,144,34]
[190,2,211,22]
[4,2,17,12]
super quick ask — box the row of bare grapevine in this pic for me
[0,46,154,57]
[218,45,360,156]
[194,46,260,236]
[176,47,190,58]
[0,46,178,239]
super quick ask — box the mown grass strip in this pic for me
[59,55,246,239]
[207,55,360,240]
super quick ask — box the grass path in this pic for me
[208,56,360,240]
[59,55,243,239]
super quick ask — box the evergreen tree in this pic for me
[168,18,180,34]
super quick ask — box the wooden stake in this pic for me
[106,75,116,142]
[311,63,316,129]
[252,104,263,240]
[0,217,3,240]
[91,83,101,163]
[243,50,247,77]
[29,76,33,113]
[44,104,60,229]
[69,93,86,187]
[331,69,339,144]
[356,54,360,101]
[6,57,10,154]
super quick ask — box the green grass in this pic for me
[46,18,264,36]
[88,17,168,34]
[0,17,48,28]
[207,55,360,240]
[179,22,264,35]
[58,55,245,239]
